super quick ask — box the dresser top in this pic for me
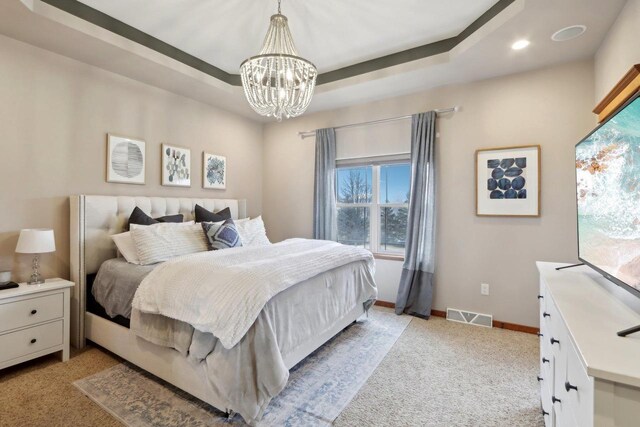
[0,278,74,300]
[537,261,640,387]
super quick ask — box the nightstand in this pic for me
[0,278,74,370]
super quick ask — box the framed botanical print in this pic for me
[476,145,540,217]
[106,134,146,185]
[162,144,191,187]
[203,153,227,190]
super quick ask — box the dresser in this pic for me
[0,278,74,370]
[538,262,640,426]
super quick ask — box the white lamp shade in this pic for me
[15,229,56,254]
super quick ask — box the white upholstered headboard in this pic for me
[69,195,247,348]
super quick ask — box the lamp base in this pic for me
[27,255,44,285]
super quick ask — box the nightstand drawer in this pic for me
[0,293,63,333]
[0,320,63,363]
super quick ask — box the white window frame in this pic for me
[336,160,410,256]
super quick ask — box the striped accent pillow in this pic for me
[131,223,208,265]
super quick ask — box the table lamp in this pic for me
[15,229,56,285]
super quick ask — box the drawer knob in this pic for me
[543,312,551,318]
[565,381,578,392]
[30,338,37,344]
[30,309,37,315]
[537,333,544,337]
[542,409,549,416]
[552,395,562,404]
[550,338,560,345]
[537,376,543,382]
[537,295,544,299]
[542,357,550,364]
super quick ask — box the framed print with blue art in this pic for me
[203,153,226,190]
[475,145,540,217]
[162,144,191,187]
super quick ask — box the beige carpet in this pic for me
[0,308,542,427]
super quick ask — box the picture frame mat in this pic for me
[475,145,540,217]
[106,133,146,185]
[161,143,192,187]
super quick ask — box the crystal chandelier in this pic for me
[240,0,317,121]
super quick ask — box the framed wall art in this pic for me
[475,145,540,217]
[203,153,227,190]
[162,144,191,187]
[106,134,146,185]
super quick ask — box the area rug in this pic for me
[73,307,410,426]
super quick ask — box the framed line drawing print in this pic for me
[106,134,146,185]
[476,145,540,217]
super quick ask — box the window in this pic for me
[336,162,410,255]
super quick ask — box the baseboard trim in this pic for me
[374,300,396,309]
[374,301,539,335]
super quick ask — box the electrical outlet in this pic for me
[481,283,490,296]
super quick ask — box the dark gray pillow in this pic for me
[194,205,232,223]
[127,206,183,230]
[202,219,242,250]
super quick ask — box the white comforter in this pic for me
[132,238,375,349]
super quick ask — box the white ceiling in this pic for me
[77,0,498,73]
[0,0,628,121]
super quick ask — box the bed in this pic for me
[69,195,376,424]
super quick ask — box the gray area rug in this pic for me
[73,308,411,426]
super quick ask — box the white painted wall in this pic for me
[374,259,404,303]
[263,60,595,328]
[594,0,640,102]
[0,34,263,283]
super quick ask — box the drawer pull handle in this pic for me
[542,357,550,364]
[552,395,562,404]
[550,338,560,345]
[537,333,543,337]
[543,312,551,318]
[30,338,37,344]
[537,295,544,300]
[541,409,549,416]
[537,376,543,382]
[30,309,37,315]
[565,381,578,392]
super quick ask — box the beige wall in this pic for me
[594,0,640,102]
[0,34,263,283]
[263,60,595,327]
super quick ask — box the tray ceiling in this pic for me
[0,0,627,120]
[77,0,498,75]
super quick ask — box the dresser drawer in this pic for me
[0,320,63,363]
[564,339,594,427]
[0,293,63,332]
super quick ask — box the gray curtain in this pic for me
[396,111,437,318]
[313,128,337,240]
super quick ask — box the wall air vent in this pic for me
[446,308,493,328]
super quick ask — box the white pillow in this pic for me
[131,223,209,265]
[113,221,196,265]
[129,220,194,231]
[235,216,271,247]
[112,232,141,265]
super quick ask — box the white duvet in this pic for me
[132,238,375,349]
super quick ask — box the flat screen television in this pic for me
[576,92,640,299]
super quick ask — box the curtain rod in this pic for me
[298,106,459,139]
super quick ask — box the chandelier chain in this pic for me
[277,0,281,14]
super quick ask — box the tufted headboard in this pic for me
[69,195,246,348]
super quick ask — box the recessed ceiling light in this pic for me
[511,40,530,50]
[551,25,587,42]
